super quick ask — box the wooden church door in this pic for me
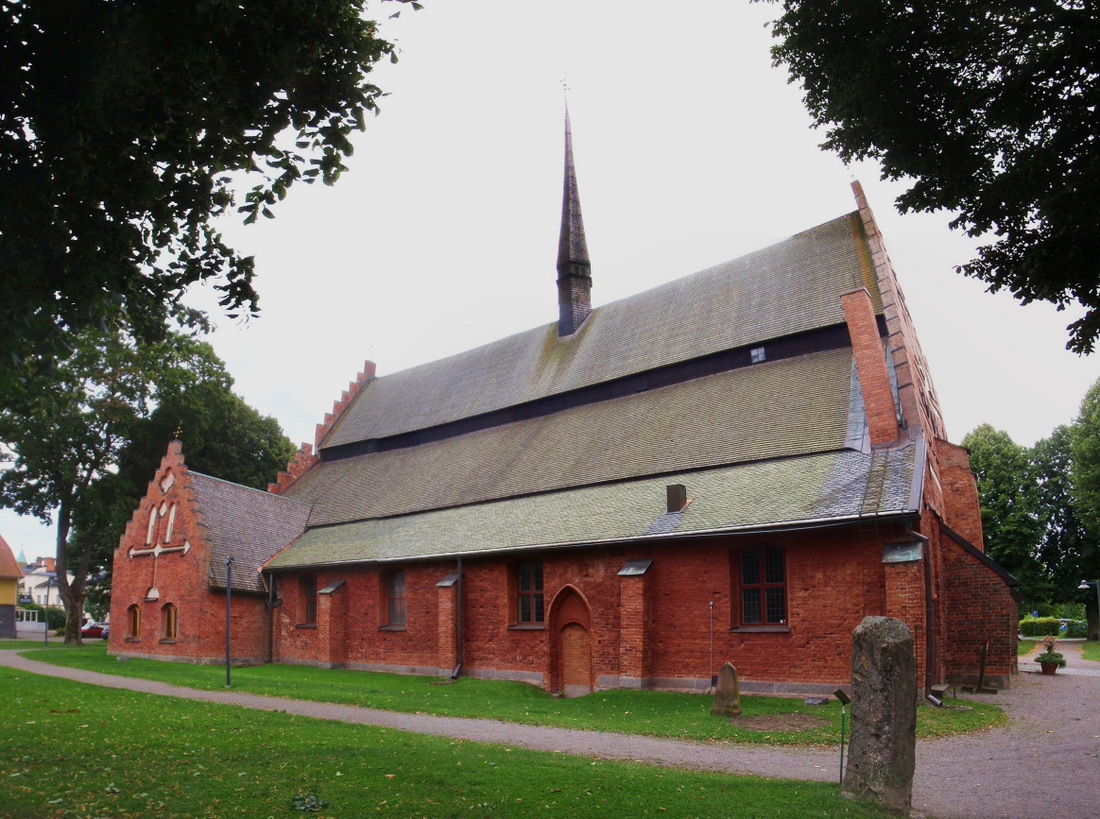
[561,622,592,694]
[550,585,593,696]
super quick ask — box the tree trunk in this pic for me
[54,498,84,646]
[1087,596,1098,643]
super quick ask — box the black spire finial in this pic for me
[556,100,592,336]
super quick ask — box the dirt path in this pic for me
[3,647,1099,818]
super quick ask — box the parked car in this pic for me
[81,622,107,638]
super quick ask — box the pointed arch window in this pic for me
[161,603,178,640]
[127,605,141,639]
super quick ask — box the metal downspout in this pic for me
[265,572,275,664]
[921,522,936,692]
[452,557,464,679]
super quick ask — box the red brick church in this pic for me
[109,117,1018,694]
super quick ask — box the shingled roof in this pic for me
[322,212,880,448]
[268,445,921,569]
[189,473,311,593]
[287,347,859,527]
[264,202,915,571]
[0,534,22,580]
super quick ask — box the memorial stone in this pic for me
[710,661,741,716]
[841,616,916,813]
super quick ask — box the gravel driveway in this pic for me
[3,644,1098,818]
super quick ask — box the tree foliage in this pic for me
[1070,380,1100,638]
[768,2,1100,352]
[962,424,1048,606]
[0,0,413,395]
[0,328,294,642]
[1033,426,1096,600]
[961,381,1100,635]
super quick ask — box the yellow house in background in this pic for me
[0,534,23,638]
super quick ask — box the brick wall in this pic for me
[267,524,937,693]
[936,519,1017,687]
[109,442,270,664]
[936,441,986,550]
[842,288,898,446]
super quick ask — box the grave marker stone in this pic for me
[710,661,741,716]
[841,616,916,813]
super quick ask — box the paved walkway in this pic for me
[3,645,1099,818]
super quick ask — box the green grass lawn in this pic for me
[0,667,890,817]
[1082,640,1100,662]
[1018,638,1039,656]
[16,643,1006,746]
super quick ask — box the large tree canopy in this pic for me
[962,424,1048,606]
[0,0,412,395]
[0,327,294,641]
[79,350,297,621]
[768,2,1100,352]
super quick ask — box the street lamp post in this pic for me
[43,574,51,648]
[225,556,233,688]
[1079,579,1100,641]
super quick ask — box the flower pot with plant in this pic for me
[1036,635,1067,675]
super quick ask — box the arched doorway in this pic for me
[548,585,593,696]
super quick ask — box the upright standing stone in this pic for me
[710,661,741,716]
[842,616,916,813]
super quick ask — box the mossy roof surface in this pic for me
[190,472,311,592]
[323,212,877,447]
[267,445,918,568]
[286,348,856,527]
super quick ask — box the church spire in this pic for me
[556,104,592,336]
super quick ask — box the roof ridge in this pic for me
[352,210,866,388]
[189,470,312,506]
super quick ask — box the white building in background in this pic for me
[17,557,71,608]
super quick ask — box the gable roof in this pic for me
[0,534,22,580]
[268,445,920,569]
[263,202,919,571]
[286,347,859,527]
[323,212,879,448]
[189,472,311,593]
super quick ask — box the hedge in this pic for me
[1019,617,1089,638]
[1019,617,1062,637]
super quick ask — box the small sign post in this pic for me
[225,556,233,688]
[834,687,850,784]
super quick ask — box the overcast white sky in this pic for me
[4,1,1097,560]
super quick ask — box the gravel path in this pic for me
[3,644,1099,818]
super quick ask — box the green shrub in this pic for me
[1019,617,1062,637]
[1066,620,1089,638]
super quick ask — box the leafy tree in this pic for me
[962,424,1048,608]
[767,2,1100,353]
[81,362,297,618]
[1071,379,1100,638]
[0,0,415,396]
[1033,425,1100,639]
[0,327,293,642]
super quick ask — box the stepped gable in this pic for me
[268,361,376,494]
